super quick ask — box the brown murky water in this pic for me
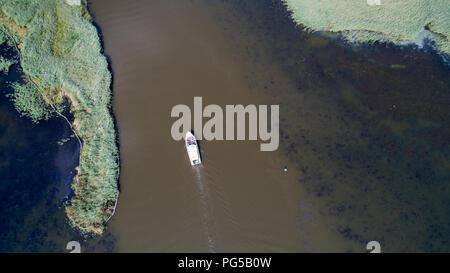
[90,0,449,253]
[90,0,347,252]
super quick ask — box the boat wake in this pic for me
[192,166,216,252]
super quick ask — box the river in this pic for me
[89,0,449,252]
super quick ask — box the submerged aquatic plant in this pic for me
[0,56,15,74]
[284,0,450,55]
[7,81,53,123]
[0,0,119,235]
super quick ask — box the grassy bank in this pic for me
[284,0,450,55]
[0,0,119,235]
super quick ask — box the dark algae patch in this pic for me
[0,0,119,235]
[206,0,449,252]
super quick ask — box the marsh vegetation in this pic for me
[284,0,450,55]
[0,0,119,235]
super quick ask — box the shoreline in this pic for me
[86,0,122,227]
[283,0,450,58]
[0,0,120,235]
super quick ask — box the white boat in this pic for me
[185,131,202,166]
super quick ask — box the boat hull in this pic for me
[185,132,202,166]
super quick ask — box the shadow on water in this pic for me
[0,43,117,252]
